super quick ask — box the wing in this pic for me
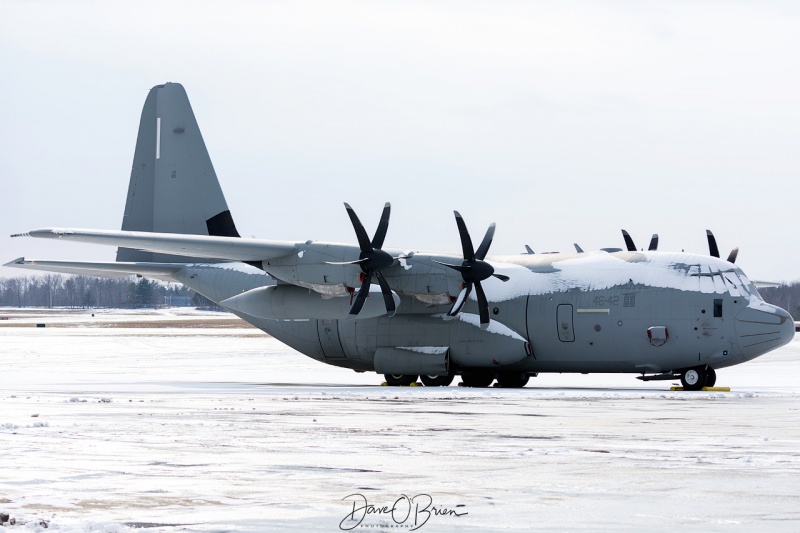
[13,228,296,262]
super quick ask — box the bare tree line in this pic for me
[0,274,208,308]
[1,273,799,318]
[757,283,800,321]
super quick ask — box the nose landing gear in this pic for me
[680,365,716,390]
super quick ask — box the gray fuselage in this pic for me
[175,248,794,378]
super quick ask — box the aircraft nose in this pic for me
[735,302,795,361]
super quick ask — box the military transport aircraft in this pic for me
[7,83,795,390]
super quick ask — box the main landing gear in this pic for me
[420,373,455,387]
[384,374,418,386]
[460,371,532,388]
[680,365,717,391]
[496,372,530,388]
[383,369,536,389]
[384,372,456,386]
[383,371,533,388]
[460,370,495,388]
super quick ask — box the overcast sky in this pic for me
[1,1,799,281]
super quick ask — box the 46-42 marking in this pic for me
[593,295,620,306]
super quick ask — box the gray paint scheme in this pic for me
[7,83,795,387]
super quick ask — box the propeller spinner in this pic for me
[435,211,509,329]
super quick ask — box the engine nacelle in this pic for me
[221,284,400,320]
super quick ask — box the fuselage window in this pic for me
[713,299,723,318]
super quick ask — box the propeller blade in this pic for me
[621,230,636,252]
[349,273,372,316]
[371,203,391,249]
[433,260,468,274]
[374,271,396,317]
[727,247,739,264]
[325,259,369,266]
[475,223,496,261]
[706,230,720,258]
[648,234,659,251]
[453,211,476,262]
[344,203,372,252]
[444,211,507,324]
[448,284,472,317]
[474,281,490,329]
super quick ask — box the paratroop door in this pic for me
[557,304,575,342]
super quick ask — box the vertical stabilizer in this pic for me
[117,83,239,262]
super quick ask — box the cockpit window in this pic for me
[737,272,762,299]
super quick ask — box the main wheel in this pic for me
[496,372,530,388]
[460,370,495,388]
[680,366,708,391]
[420,374,454,387]
[705,367,717,387]
[384,374,419,386]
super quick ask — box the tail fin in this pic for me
[116,83,239,262]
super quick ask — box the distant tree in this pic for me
[63,277,77,307]
[760,282,800,320]
[126,277,156,307]
[83,289,97,308]
[5,278,22,307]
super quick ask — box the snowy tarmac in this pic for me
[1,309,799,532]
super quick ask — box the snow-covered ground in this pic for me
[1,309,798,532]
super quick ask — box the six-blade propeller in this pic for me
[434,211,510,329]
[339,202,396,317]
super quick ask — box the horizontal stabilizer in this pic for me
[14,228,296,263]
[753,280,783,289]
[4,258,185,278]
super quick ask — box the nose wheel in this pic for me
[680,365,715,390]
[705,367,717,387]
